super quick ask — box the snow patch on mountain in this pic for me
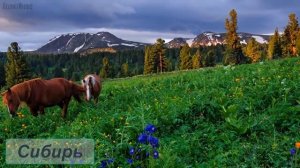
[47,35,62,44]
[74,43,85,52]
[241,40,247,44]
[108,43,120,47]
[66,35,76,46]
[186,39,194,46]
[252,35,267,43]
[121,43,137,47]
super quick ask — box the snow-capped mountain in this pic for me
[166,38,192,48]
[166,32,270,48]
[191,31,270,47]
[36,31,271,53]
[36,32,148,54]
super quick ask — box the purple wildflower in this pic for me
[145,124,156,134]
[153,150,159,159]
[129,147,135,155]
[148,136,159,148]
[291,148,296,155]
[138,133,148,144]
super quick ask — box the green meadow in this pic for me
[1,57,300,167]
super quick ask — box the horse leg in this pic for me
[58,102,63,109]
[39,106,45,115]
[61,100,70,119]
[30,106,38,117]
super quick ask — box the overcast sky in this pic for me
[0,0,299,51]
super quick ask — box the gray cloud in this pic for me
[0,0,299,50]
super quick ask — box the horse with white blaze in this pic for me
[82,74,102,103]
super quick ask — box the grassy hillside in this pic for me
[1,57,300,167]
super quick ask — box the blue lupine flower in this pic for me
[127,158,133,165]
[146,152,150,158]
[129,147,135,155]
[108,158,114,164]
[291,148,296,155]
[148,136,159,148]
[100,160,108,168]
[145,124,156,134]
[153,150,159,159]
[99,159,114,168]
[138,133,148,144]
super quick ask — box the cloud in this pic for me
[0,0,299,50]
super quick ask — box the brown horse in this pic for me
[81,74,102,103]
[1,78,85,118]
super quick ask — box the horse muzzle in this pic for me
[7,105,17,118]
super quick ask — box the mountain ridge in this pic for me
[36,32,149,54]
[36,31,271,54]
[166,31,270,48]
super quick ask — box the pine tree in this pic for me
[143,46,150,74]
[53,66,64,77]
[143,39,167,74]
[296,30,300,56]
[282,28,291,57]
[205,51,216,67]
[166,58,173,71]
[100,57,110,78]
[5,42,31,87]
[143,46,155,74]
[0,61,5,87]
[244,37,261,63]
[268,28,282,59]
[192,49,202,69]
[121,62,129,77]
[179,44,192,70]
[153,38,167,73]
[282,13,299,56]
[224,9,245,65]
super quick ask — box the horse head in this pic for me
[71,81,85,103]
[1,88,20,117]
[82,76,94,101]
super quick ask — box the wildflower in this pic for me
[127,158,133,165]
[145,124,156,134]
[99,159,114,168]
[129,147,135,155]
[295,142,300,149]
[148,136,159,148]
[108,158,114,164]
[100,160,108,168]
[137,133,148,144]
[291,148,296,155]
[153,150,159,159]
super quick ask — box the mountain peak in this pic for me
[36,32,148,54]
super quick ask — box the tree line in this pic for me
[0,9,299,88]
